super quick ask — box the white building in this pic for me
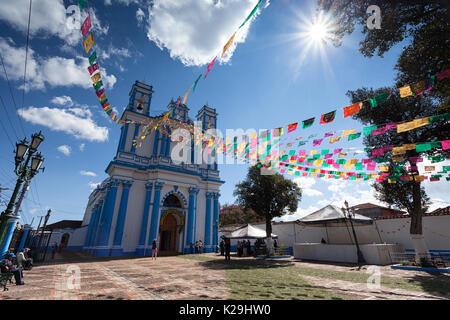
[70,81,223,257]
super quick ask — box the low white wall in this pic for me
[293,243,404,265]
[253,214,450,252]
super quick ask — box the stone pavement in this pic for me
[0,253,228,300]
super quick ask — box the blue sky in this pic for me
[0,0,448,226]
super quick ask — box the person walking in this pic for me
[198,240,203,254]
[195,241,199,254]
[51,243,57,259]
[151,239,158,260]
[224,238,231,261]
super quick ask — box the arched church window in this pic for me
[163,194,182,208]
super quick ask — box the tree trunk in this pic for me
[265,214,272,238]
[409,180,430,261]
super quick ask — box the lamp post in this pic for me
[0,131,45,258]
[342,200,366,265]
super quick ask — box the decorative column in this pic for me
[112,180,133,255]
[94,179,119,257]
[84,203,99,249]
[137,182,153,255]
[212,192,220,250]
[152,130,160,156]
[204,192,213,251]
[185,187,199,253]
[17,224,31,253]
[89,199,103,254]
[147,182,164,247]
[160,133,167,156]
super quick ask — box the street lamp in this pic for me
[0,131,45,258]
[342,200,366,265]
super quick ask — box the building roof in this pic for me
[45,220,82,231]
[351,203,406,214]
[298,205,373,226]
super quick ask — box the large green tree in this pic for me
[233,164,302,237]
[219,204,263,227]
[318,0,450,258]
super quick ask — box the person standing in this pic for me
[198,240,203,254]
[152,239,158,260]
[51,243,57,259]
[220,238,225,256]
[195,241,199,254]
[190,242,194,254]
[224,238,231,261]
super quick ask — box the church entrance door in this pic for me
[159,213,177,254]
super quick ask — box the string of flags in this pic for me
[78,0,121,124]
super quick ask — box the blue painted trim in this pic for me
[119,123,129,152]
[105,156,225,184]
[0,218,19,258]
[257,255,292,259]
[17,228,30,253]
[160,133,166,156]
[186,192,195,248]
[130,124,140,153]
[391,265,450,273]
[65,246,84,251]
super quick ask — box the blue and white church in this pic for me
[79,81,224,257]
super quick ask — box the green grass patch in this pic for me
[178,256,450,299]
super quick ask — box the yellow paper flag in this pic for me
[91,72,101,84]
[222,32,236,58]
[342,129,355,137]
[83,33,95,54]
[399,85,413,98]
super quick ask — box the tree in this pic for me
[318,0,450,260]
[233,163,302,237]
[219,204,263,227]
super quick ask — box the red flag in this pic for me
[204,56,217,79]
[88,62,99,75]
[320,110,336,124]
[287,122,298,133]
[81,11,92,37]
[96,88,105,98]
[343,102,362,118]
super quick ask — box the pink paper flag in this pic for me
[313,139,323,146]
[334,148,342,154]
[88,62,99,75]
[442,139,450,150]
[204,56,217,79]
[81,11,92,37]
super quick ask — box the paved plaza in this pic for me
[1,252,449,300]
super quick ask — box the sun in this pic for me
[305,13,334,44]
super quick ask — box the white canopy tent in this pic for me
[224,224,278,239]
[298,205,373,227]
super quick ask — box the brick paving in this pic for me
[1,252,448,300]
[0,252,228,300]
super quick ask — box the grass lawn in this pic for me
[179,255,450,299]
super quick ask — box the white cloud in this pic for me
[80,170,97,177]
[88,181,101,190]
[57,145,71,156]
[293,177,323,197]
[0,38,117,91]
[18,106,109,142]
[0,0,108,47]
[100,46,131,60]
[79,143,86,151]
[105,0,143,5]
[276,205,319,222]
[51,95,74,106]
[146,0,264,66]
[136,8,145,26]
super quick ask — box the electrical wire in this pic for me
[20,0,32,137]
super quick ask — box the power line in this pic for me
[0,93,19,143]
[0,51,25,137]
[20,0,32,138]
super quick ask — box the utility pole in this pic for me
[36,209,51,262]
[343,201,366,265]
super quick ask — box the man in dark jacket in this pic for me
[224,238,231,261]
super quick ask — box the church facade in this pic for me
[80,81,223,257]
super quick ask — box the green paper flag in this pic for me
[321,149,329,155]
[302,117,315,129]
[239,0,263,29]
[370,92,390,107]
[348,132,361,141]
[363,125,377,136]
[355,163,363,170]
[416,143,432,152]
[89,51,97,66]
[192,74,202,92]
[77,0,88,11]
[93,80,103,91]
